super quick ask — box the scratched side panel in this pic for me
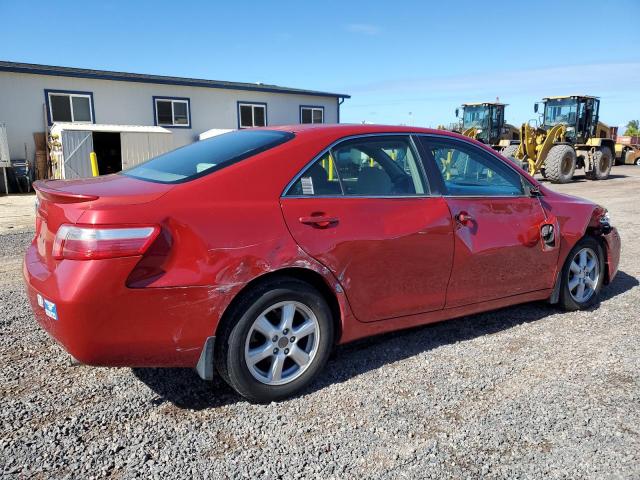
[66,136,360,360]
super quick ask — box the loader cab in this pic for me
[541,95,600,143]
[459,103,506,145]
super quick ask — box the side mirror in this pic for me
[534,103,539,113]
[528,184,541,197]
[455,108,459,118]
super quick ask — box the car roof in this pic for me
[263,123,457,139]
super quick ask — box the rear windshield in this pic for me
[122,129,294,183]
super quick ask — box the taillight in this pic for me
[52,224,160,260]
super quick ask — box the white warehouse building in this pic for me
[0,61,349,191]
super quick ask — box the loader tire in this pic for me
[545,145,576,184]
[585,147,613,180]
[501,144,519,158]
[501,144,527,171]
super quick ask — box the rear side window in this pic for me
[333,137,425,195]
[419,137,524,196]
[123,129,293,183]
[287,151,342,196]
[286,135,427,197]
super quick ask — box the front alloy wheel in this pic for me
[567,247,600,303]
[559,236,605,310]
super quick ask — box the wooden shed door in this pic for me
[61,131,94,179]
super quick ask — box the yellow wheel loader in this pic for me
[454,102,520,150]
[504,95,615,183]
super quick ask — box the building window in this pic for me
[300,106,324,124]
[238,102,267,128]
[46,90,94,124]
[153,97,191,128]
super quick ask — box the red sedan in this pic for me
[24,125,621,402]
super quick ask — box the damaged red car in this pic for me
[24,125,621,402]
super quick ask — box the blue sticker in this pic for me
[43,299,58,321]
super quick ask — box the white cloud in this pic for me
[340,62,640,126]
[344,62,640,97]
[345,23,381,35]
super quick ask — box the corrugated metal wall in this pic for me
[61,130,94,179]
[121,133,173,169]
[0,123,10,168]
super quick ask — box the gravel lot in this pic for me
[1,167,639,479]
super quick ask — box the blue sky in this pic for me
[1,0,639,130]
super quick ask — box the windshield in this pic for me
[544,99,578,127]
[462,106,489,129]
[123,129,293,183]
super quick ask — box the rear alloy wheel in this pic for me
[585,147,613,180]
[244,301,320,386]
[635,157,640,166]
[545,145,577,183]
[559,236,605,310]
[215,278,334,403]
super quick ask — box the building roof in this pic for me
[50,123,172,134]
[0,60,350,99]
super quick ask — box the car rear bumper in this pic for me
[602,226,621,283]
[23,243,231,368]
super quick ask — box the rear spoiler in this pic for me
[33,180,98,203]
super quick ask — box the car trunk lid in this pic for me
[33,175,173,266]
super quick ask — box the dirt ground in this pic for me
[0,193,35,234]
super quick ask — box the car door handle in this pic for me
[299,215,339,228]
[455,211,474,225]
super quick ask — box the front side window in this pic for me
[238,103,267,128]
[47,91,93,123]
[286,135,426,197]
[123,129,292,184]
[420,137,524,196]
[154,98,190,127]
[300,106,324,124]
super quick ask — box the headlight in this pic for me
[600,210,611,225]
[476,129,483,134]
[34,196,40,215]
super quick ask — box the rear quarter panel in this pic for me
[76,135,358,348]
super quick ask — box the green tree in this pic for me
[624,120,640,136]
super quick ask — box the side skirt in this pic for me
[339,289,553,344]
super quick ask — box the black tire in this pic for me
[585,147,613,180]
[545,144,576,183]
[558,236,605,311]
[215,278,334,403]
[501,144,528,171]
[501,144,519,158]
